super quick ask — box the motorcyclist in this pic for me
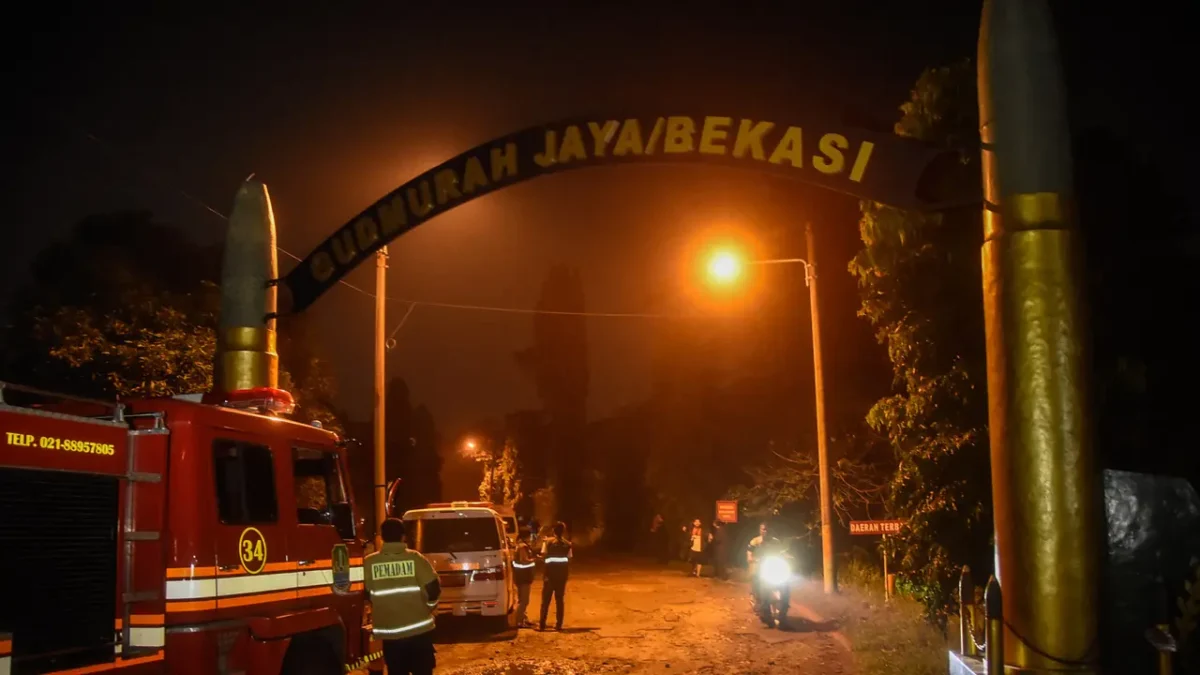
[750,523,792,627]
[746,522,767,605]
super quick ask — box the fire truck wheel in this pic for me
[280,634,341,675]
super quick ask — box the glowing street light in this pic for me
[460,437,481,460]
[698,225,832,594]
[460,436,497,499]
[705,249,815,287]
[707,250,744,284]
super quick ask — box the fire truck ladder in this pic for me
[117,411,168,659]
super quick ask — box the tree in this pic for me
[588,408,650,552]
[2,212,221,397]
[34,286,217,398]
[729,434,887,524]
[408,403,443,506]
[477,438,523,507]
[278,314,347,435]
[3,212,346,432]
[514,264,590,527]
[638,305,813,529]
[641,320,727,522]
[380,378,443,514]
[846,61,993,624]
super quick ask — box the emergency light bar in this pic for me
[219,387,296,415]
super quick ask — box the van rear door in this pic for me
[404,513,505,603]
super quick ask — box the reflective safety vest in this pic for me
[541,537,572,579]
[513,542,536,585]
[364,542,438,639]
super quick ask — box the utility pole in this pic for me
[806,222,836,594]
[373,247,388,548]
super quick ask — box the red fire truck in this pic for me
[0,382,374,675]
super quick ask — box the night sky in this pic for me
[6,2,1192,436]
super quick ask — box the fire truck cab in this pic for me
[0,383,370,675]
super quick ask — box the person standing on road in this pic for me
[710,520,729,580]
[513,526,537,628]
[538,521,573,631]
[686,519,708,577]
[364,518,441,675]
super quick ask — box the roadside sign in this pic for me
[849,520,903,535]
[716,501,738,523]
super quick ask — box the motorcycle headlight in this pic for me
[760,556,792,586]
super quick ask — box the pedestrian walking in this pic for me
[363,518,441,675]
[538,521,573,631]
[711,520,729,580]
[512,526,537,627]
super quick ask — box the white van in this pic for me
[402,502,514,627]
[424,501,518,544]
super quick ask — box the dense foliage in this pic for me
[35,285,217,398]
[847,61,993,623]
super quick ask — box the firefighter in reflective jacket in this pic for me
[513,526,537,627]
[538,521,573,631]
[364,518,441,675]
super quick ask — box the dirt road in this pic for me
[430,557,854,675]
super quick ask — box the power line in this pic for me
[273,241,696,317]
[386,301,417,351]
[49,113,706,320]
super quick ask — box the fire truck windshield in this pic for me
[292,447,353,539]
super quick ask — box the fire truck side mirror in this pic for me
[385,478,402,518]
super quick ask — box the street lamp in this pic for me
[460,437,485,462]
[707,250,744,283]
[702,222,835,594]
[461,436,497,501]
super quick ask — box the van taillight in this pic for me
[473,567,504,581]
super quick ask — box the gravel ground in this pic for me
[428,557,855,675]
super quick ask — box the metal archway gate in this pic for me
[280,113,973,313]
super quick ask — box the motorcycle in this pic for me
[753,553,793,628]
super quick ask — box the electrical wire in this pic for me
[46,112,710,323]
[273,243,696,318]
[386,302,416,351]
